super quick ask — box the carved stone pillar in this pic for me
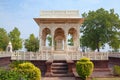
[45,60,53,76]
[66,60,74,76]
[51,28,54,51]
[39,27,42,52]
[78,25,80,49]
[65,32,68,51]
[50,23,55,51]
[39,35,42,52]
[64,24,68,51]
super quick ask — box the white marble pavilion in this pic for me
[33,10,83,60]
[10,10,108,60]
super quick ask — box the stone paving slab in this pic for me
[42,77,75,80]
[91,71,112,77]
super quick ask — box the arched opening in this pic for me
[68,28,77,46]
[42,28,52,47]
[54,28,65,50]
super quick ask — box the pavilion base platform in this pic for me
[11,59,109,77]
[1,52,120,77]
[10,51,112,77]
[45,59,109,77]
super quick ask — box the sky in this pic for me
[0,0,120,52]
[0,0,120,39]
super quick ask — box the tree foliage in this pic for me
[0,61,41,80]
[24,34,39,52]
[68,37,74,46]
[0,68,21,80]
[9,27,22,51]
[15,62,41,80]
[81,8,120,52]
[0,28,9,51]
[46,35,52,46]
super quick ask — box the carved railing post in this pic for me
[45,60,53,76]
[66,60,74,76]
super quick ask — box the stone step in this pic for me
[52,63,67,66]
[51,73,70,77]
[51,66,68,70]
[51,60,69,77]
[53,60,66,63]
[52,69,68,74]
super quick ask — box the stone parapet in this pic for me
[40,10,80,18]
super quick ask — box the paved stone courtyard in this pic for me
[41,70,113,80]
[42,77,75,80]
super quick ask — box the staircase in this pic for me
[51,60,69,77]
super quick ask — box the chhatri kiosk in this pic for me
[11,10,108,76]
[34,10,83,60]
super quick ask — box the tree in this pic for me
[68,37,74,46]
[9,27,22,51]
[80,38,86,52]
[81,8,120,52]
[68,34,74,46]
[24,34,39,52]
[0,28,9,51]
[46,35,52,46]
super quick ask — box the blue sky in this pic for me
[0,0,120,39]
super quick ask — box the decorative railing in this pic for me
[83,52,108,60]
[67,46,77,51]
[11,52,51,60]
[66,52,109,60]
[0,52,11,57]
[42,46,52,51]
[108,52,120,58]
[1,51,120,60]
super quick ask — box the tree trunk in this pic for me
[97,48,99,52]
[97,42,100,52]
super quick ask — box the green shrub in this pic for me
[113,65,120,76]
[9,60,26,69]
[15,62,41,80]
[0,61,41,80]
[76,57,94,80]
[0,68,21,80]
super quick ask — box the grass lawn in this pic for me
[93,77,120,80]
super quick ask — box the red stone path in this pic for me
[91,71,113,78]
[42,71,113,80]
[42,77,75,80]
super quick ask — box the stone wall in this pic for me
[91,60,109,68]
[11,60,47,76]
[109,57,120,68]
[73,60,109,69]
[0,57,11,67]
[30,60,47,76]
[0,57,118,76]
